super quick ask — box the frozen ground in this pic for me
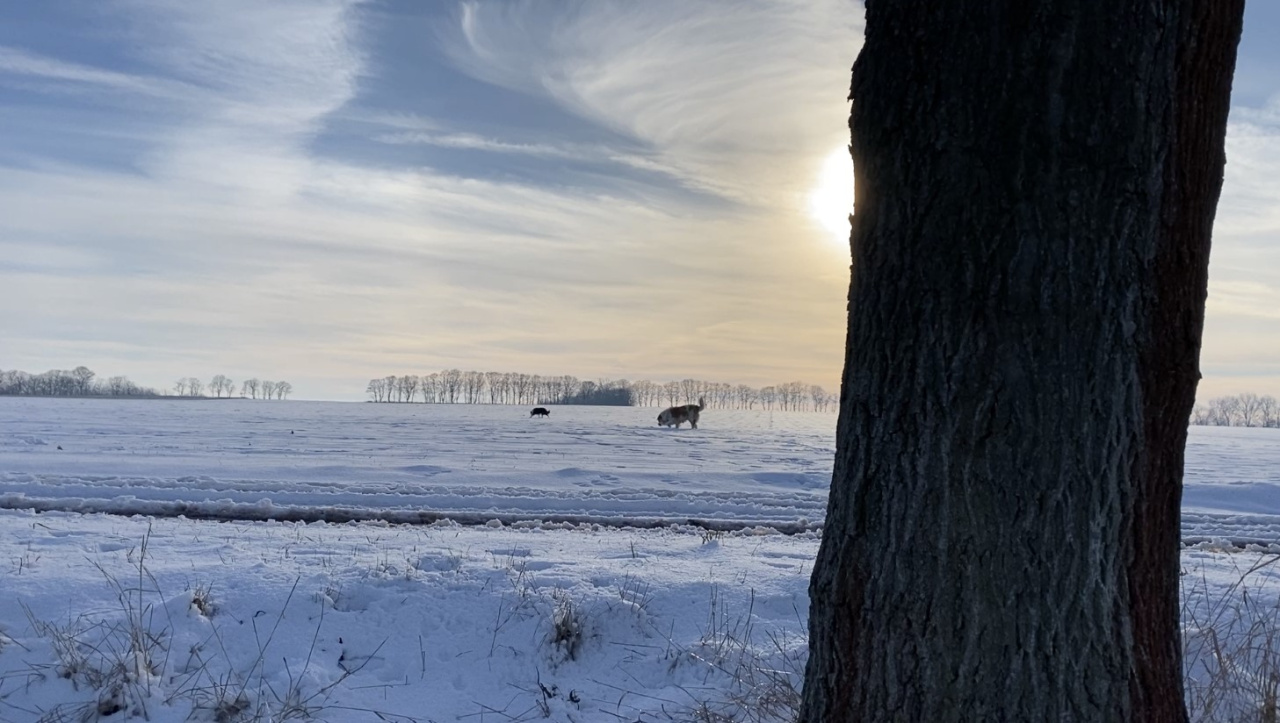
[0,510,818,722]
[2,398,1279,541]
[0,399,833,532]
[1,399,1279,721]
[0,512,1275,722]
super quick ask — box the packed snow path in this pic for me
[2,399,1279,542]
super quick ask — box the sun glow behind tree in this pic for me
[808,146,855,245]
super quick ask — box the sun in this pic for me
[807,146,855,245]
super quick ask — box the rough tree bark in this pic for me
[801,1,1244,721]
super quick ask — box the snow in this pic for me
[0,510,814,721]
[1181,426,1280,545]
[0,399,833,531]
[0,397,1278,720]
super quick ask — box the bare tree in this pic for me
[801,1,1243,720]
[643,380,657,406]
[484,371,504,404]
[778,381,805,411]
[209,374,233,398]
[1212,395,1242,426]
[273,381,292,400]
[713,381,734,409]
[677,378,699,405]
[809,384,828,412]
[557,375,578,405]
[440,369,463,403]
[1191,393,1280,427]
[422,373,441,403]
[758,385,776,410]
[1237,391,1263,427]
[0,370,26,395]
[669,379,684,405]
[462,371,486,404]
[1261,395,1279,428]
[71,366,95,395]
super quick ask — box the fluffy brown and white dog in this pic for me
[657,398,705,429]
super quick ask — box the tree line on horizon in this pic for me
[1191,392,1280,428]
[174,375,292,400]
[365,370,837,411]
[0,366,159,397]
[0,366,291,400]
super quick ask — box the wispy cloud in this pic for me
[0,45,190,99]
[377,130,581,157]
[1196,93,1280,397]
[11,0,1277,403]
[1217,102,1280,238]
[438,0,862,206]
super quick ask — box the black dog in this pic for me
[530,407,551,417]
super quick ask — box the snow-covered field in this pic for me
[3,398,1279,542]
[1,398,1278,721]
[0,510,819,722]
[0,399,834,533]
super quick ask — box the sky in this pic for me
[0,1,1277,403]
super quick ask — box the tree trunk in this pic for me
[801,2,1243,721]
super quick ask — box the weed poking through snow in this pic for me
[1184,552,1280,722]
[549,589,584,662]
[13,531,417,722]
